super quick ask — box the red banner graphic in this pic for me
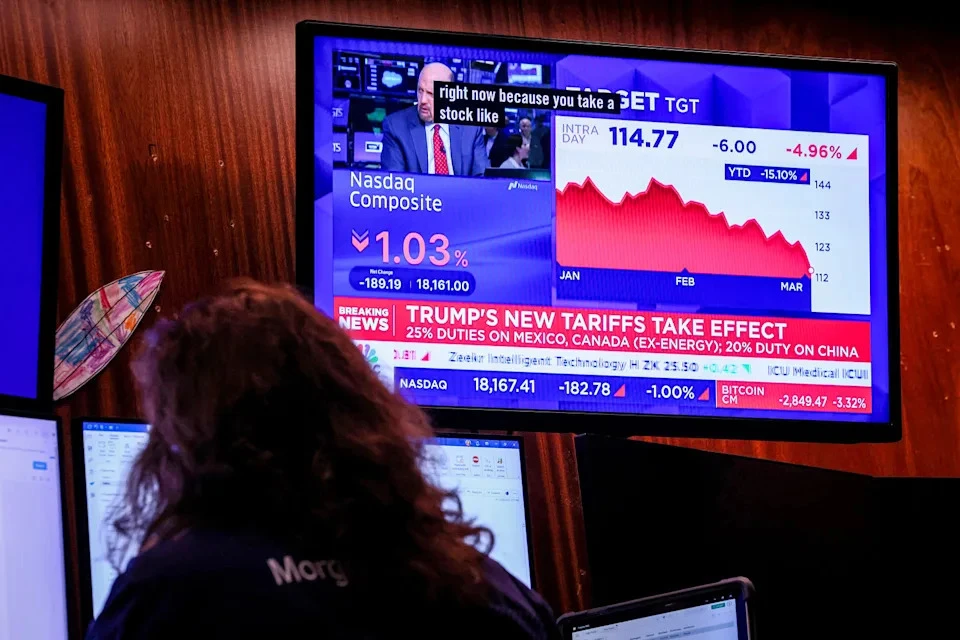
[334,297,871,362]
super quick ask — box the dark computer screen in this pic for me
[575,435,873,640]
[0,75,62,406]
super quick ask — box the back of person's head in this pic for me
[112,280,491,607]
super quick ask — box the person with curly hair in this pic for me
[86,280,559,640]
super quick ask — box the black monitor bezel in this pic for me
[428,430,537,590]
[558,577,754,639]
[295,21,900,444]
[0,74,63,411]
[71,416,150,629]
[0,408,75,638]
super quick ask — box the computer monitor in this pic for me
[419,434,534,587]
[75,421,535,624]
[0,411,70,640]
[506,62,545,86]
[73,419,150,622]
[0,74,63,409]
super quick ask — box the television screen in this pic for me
[332,97,349,128]
[297,23,899,441]
[352,131,383,164]
[363,54,422,96]
[0,75,62,407]
[507,62,544,85]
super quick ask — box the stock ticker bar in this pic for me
[393,370,871,415]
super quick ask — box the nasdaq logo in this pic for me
[508,180,538,192]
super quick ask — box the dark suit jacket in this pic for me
[380,106,488,176]
[528,125,551,169]
[486,129,514,169]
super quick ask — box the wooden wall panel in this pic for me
[1,0,958,627]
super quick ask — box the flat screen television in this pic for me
[296,22,900,442]
[0,74,63,409]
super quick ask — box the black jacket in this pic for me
[86,528,561,639]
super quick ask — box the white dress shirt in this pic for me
[424,123,455,175]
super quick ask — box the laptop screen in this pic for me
[419,436,533,587]
[571,596,741,640]
[0,80,60,405]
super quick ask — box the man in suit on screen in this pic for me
[380,62,487,176]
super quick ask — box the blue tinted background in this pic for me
[0,92,48,400]
[312,35,892,425]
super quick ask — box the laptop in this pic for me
[558,578,754,640]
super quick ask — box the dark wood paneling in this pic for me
[1,0,958,629]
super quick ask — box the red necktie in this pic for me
[433,124,449,175]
